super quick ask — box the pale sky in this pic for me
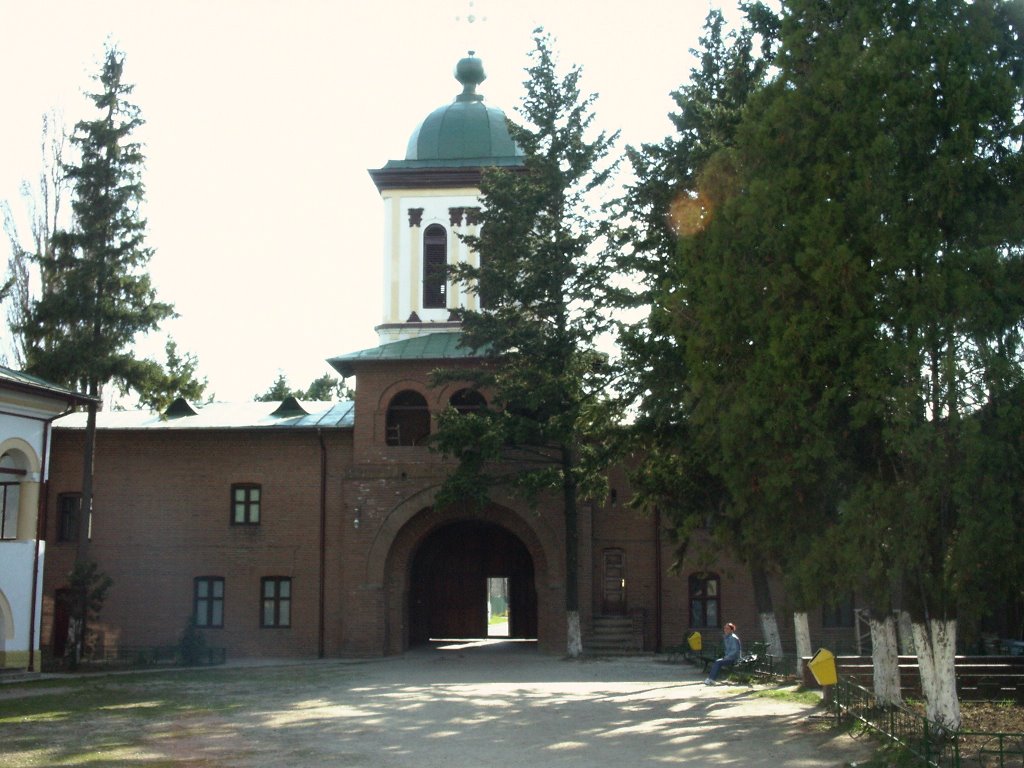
[0,0,744,403]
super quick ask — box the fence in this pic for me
[46,644,227,671]
[831,676,1024,767]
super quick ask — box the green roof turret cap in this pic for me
[455,51,486,103]
[387,51,524,168]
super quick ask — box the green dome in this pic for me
[404,53,523,164]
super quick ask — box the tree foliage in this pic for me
[132,339,208,411]
[432,30,618,654]
[20,47,173,397]
[627,0,1023,726]
[1,111,70,368]
[254,371,353,402]
[616,7,778,564]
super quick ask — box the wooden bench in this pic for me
[700,641,774,680]
[807,655,1024,702]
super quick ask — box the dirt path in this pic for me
[2,640,876,767]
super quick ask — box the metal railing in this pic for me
[46,645,227,671]
[831,676,1024,767]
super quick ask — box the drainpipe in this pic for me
[28,405,75,672]
[654,505,662,653]
[317,429,327,659]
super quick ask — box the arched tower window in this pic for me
[386,390,431,446]
[449,388,486,414]
[423,224,447,309]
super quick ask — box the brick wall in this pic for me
[38,354,857,661]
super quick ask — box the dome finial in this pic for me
[455,52,485,103]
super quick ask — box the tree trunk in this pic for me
[78,398,97,560]
[897,610,916,655]
[869,612,902,706]
[562,446,581,658]
[750,564,783,656]
[72,395,98,666]
[566,610,582,658]
[913,619,961,732]
[793,612,811,678]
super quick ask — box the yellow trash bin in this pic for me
[687,631,702,652]
[808,648,837,686]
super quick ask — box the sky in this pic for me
[0,0,745,404]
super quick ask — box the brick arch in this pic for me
[375,379,430,412]
[367,488,561,654]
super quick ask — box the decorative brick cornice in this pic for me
[465,207,482,226]
[448,207,465,227]
[408,208,424,227]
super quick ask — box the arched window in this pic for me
[386,390,430,446]
[449,388,486,414]
[423,224,447,309]
[0,452,24,540]
[688,572,720,629]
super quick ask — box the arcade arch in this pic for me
[372,497,557,654]
[408,520,536,644]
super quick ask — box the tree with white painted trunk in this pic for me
[792,612,811,679]
[643,1,1023,729]
[868,613,902,708]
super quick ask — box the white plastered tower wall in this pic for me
[379,187,483,343]
[0,406,53,670]
[0,372,87,671]
[367,51,523,345]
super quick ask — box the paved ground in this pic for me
[234,639,874,768]
[2,639,877,767]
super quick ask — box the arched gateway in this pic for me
[378,502,554,654]
[409,520,537,643]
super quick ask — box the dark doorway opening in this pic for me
[409,520,537,645]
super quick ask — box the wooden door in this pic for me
[602,549,626,615]
[51,588,70,658]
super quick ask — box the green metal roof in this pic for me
[0,365,95,405]
[328,332,489,377]
[392,53,523,169]
[56,399,355,431]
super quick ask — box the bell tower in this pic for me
[367,52,523,344]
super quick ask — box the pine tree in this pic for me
[133,339,208,411]
[20,46,174,661]
[255,372,293,402]
[432,30,618,657]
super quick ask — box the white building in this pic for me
[0,367,90,671]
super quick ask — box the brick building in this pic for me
[37,53,856,662]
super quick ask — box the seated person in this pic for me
[705,622,741,685]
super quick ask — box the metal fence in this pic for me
[831,676,1024,768]
[46,645,227,671]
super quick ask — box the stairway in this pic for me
[586,614,644,655]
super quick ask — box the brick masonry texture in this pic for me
[40,357,852,660]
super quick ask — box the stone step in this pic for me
[586,614,643,654]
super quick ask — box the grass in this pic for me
[750,684,824,706]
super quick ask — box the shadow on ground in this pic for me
[1,641,874,768]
